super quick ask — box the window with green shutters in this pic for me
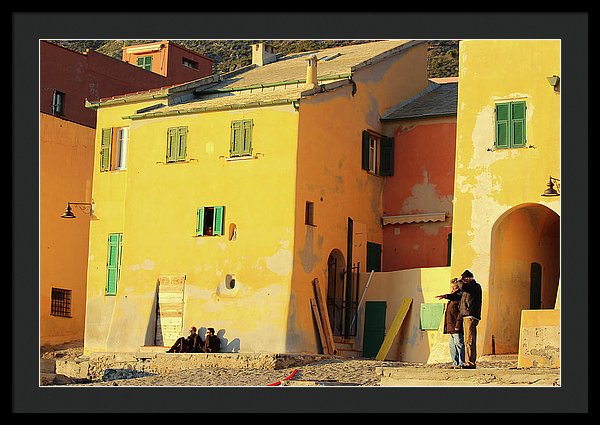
[361,130,394,176]
[230,119,253,157]
[495,101,527,149]
[166,126,188,163]
[100,127,129,171]
[196,206,225,236]
[106,233,123,296]
[137,56,152,71]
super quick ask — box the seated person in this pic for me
[201,327,221,353]
[166,326,202,353]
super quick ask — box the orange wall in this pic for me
[382,118,456,271]
[40,113,95,346]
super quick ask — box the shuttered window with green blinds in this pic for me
[230,119,253,157]
[100,128,112,171]
[106,233,123,296]
[361,130,394,176]
[196,206,225,236]
[166,126,188,163]
[495,101,527,149]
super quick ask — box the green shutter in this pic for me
[196,207,205,236]
[230,121,241,156]
[106,233,122,295]
[511,101,526,147]
[361,130,370,170]
[495,103,510,149]
[213,206,224,235]
[379,136,394,176]
[100,128,112,171]
[242,120,253,155]
[419,303,445,330]
[166,128,177,162]
[177,127,187,161]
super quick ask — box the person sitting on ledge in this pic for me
[201,328,221,353]
[166,326,202,353]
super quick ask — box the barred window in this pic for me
[51,288,72,318]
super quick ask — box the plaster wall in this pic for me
[451,40,561,355]
[40,113,95,346]
[85,99,299,354]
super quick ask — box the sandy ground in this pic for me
[40,343,526,387]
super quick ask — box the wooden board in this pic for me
[375,297,412,361]
[155,275,186,347]
[311,298,332,355]
[312,278,336,355]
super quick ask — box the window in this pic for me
[230,119,253,157]
[305,201,315,226]
[137,56,153,71]
[51,90,65,115]
[51,288,71,317]
[361,130,394,176]
[495,101,527,149]
[182,57,199,69]
[166,126,188,163]
[100,127,129,171]
[106,233,123,296]
[196,206,225,236]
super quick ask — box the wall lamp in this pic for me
[547,75,560,92]
[61,201,95,219]
[541,176,560,197]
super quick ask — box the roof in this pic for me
[381,80,458,121]
[88,40,425,118]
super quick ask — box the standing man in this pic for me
[456,270,482,369]
[436,278,465,368]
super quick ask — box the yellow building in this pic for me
[450,40,561,357]
[84,40,430,354]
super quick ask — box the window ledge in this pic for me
[225,155,258,162]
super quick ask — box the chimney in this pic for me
[305,54,318,89]
[251,42,277,66]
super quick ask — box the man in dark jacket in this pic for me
[166,326,202,353]
[436,278,465,368]
[201,327,221,353]
[456,270,482,369]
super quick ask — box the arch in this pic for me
[486,203,560,354]
[326,249,345,336]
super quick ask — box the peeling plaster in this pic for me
[266,249,293,276]
[129,259,155,271]
[402,171,453,235]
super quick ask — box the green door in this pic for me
[363,301,386,358]
[366,242,381,272]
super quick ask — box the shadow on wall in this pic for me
[217,329,240,353]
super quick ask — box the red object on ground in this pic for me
[266,369,298,386]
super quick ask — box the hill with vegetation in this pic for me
[49,39,459,78]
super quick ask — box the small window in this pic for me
[51,288,72,317]
[137,56,153,71]
[196,206,225,236]
[166,126,188,163]
[182,57,199,69]
[230,119,253,157]
[495,101,527,149]
[100,127,129,171]
[361,130,394,176]
[305,201,315,226]
[419,303,445,330]
[51,90,65,115]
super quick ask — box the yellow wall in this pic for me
[451,40,561,355]
[40,113,95,346]
[357,267,451,362]
[84,99,300,353]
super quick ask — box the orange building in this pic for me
[39,40,213,348]
[380,78,457,271]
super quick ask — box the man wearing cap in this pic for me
[456,270,482,369]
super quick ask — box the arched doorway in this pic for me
[486,203,560,354]
[326,249,345,336]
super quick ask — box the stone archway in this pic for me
[486,203,560,354]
